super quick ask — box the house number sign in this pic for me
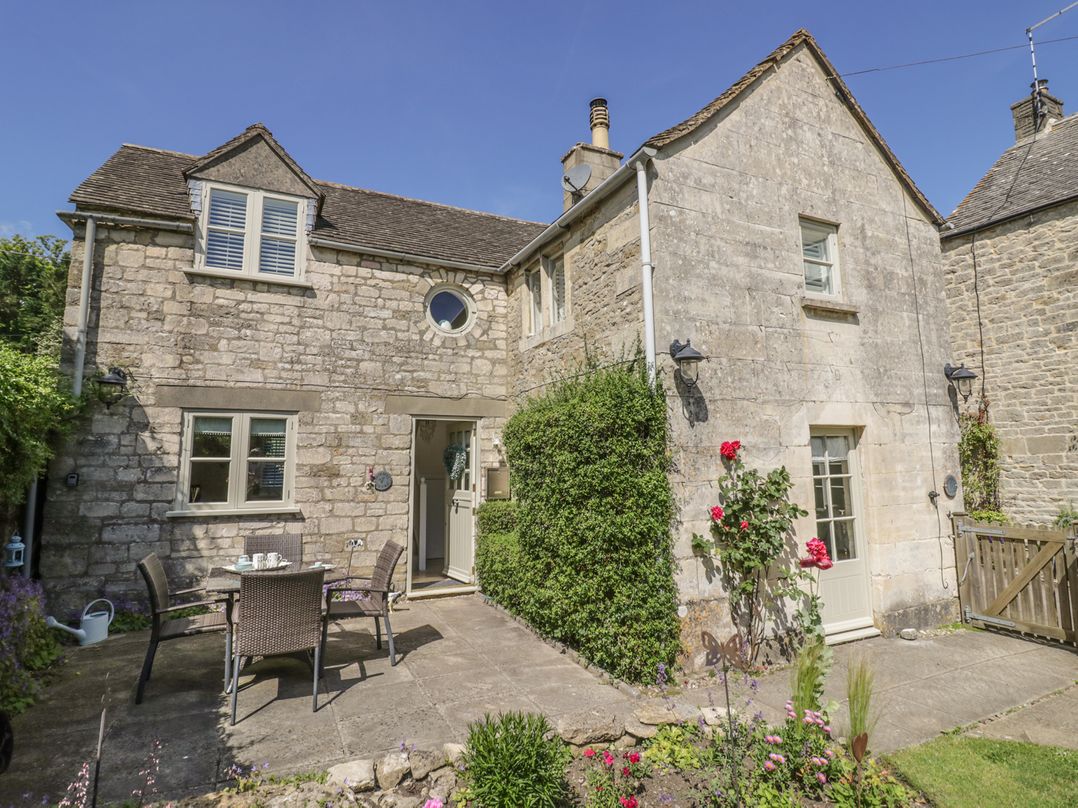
[373,470,393,492]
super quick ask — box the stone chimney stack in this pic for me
[560,97,623,211]
[1011,79,1064,142]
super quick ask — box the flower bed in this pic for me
[0,574,62,714]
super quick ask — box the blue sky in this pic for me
[2,1,1076,240]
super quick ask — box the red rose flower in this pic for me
[710,505,724,522]
[740,520,749,531]
[583,747,595,758]
[627,751,641,764]
[719,440,742,460]
[816,557,833,570]
[622,766,631,776]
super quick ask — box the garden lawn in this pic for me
[889,736,1077,808]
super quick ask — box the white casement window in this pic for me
[800,218,840,297]
[198,183,307,279]
[810,432,859,562]
[546,254,567,324]
[526,269,543,335]
[176,411,297,512]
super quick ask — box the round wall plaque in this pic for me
[373,470,393,492]
[943,474,958,499]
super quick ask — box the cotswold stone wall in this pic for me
[42,223,508,612]
[506,180,645,398]
[649,45,962,662]
[941,198,1078,525]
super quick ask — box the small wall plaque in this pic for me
[486,466,510,500]
[373,470,393,492]
[943,474,958,499]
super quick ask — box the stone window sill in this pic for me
[184,267,315,290]
[165,505,302,519]
[801,296,859,318]
[519,316,575,350]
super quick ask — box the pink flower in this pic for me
[817,773,827,784]
[424,801,444,808]
[627,752,641,764]
[764,735,783,745]
[823,725,832,735]
[603,750,615,767]
[583,748,595,758]
[769,753,786,764]
[710,505,725,522]
[825,749,834,759]
[740,520,749,531]
[622,766,631,776]
[619,797,638,808]
[763,761,776,772]
[817,557,833,570]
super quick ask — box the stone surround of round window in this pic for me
[425,285,475,335]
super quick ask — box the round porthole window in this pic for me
[426,286,475,334]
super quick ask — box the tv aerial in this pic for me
[562,164,592,196]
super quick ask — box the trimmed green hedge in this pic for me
[477,361,680,682]
[476,499,518,537]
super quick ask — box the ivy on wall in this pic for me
[475,360,681,682]
[958,404,1002,521]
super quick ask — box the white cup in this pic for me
[238,555,250,567]
[252,553,265,569]
[267,552,282,566]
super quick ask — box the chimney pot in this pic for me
[1011,79,1064,142]
[589,97,610,150]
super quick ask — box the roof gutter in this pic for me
[307,236,500,274]
[498,146,658,272]
[58,210,195,233]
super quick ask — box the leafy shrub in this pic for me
[753,703,837,799]
[475,530,528,614]
[1054,504,1076,531]
[0,342,79,509]
[827,754,913,807]
[498,360,680,682]
[0,235,69,356]
[476,499,518,536]
[969,509,1008,525]
[959,411,1000,513]
[644,723,707,772]
[580,746,646,808]
[0,575,62,713]
[460,712,570,807]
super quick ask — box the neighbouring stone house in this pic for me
[941,83,1077,525]
[42,29,961,662]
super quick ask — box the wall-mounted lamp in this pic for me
[94,367,128,409]
[670,339,705,388]
[944,363,977,403]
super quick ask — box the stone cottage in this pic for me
[941,82,1077,525]
[43,29,962,659]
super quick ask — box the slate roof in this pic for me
[641,29,945,226]
[69,141,546,270]
[944,114,1078,238]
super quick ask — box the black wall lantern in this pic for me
[94,367,129,408]
[944,363,977,403]
[670,339,705,388]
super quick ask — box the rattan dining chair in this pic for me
[135,553,229,705]
[323,541,404,666]
[244,531,303,564]
[230,567,326,725]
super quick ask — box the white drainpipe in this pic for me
[71,215,96,398]
[634,160,657,387]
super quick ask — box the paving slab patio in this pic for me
[0,595,634,805]
[3,600,1076,805]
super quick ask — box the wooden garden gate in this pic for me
[953,516,1078,646]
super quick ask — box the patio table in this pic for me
[205,564,347,691]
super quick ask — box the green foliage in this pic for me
[460,712,570,808]
[476,499,518,537]
[644,723,707,772]
[791,636,831,717]
[846,656,877,749]
[958,411,1001,513]
[889,736,1076,808]
[968,509,1007,526]
[0,575,63,714]
[701,444,808,659]
[0,341,79,509]
[827,755,914,808]
[494,359,680,682]
[475,529,527,614]
[0,235,70,356]
[223,762,327,794]
[1054,503,1077,531]
[581,747,647,808]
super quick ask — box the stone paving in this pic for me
[2,598,1076,805]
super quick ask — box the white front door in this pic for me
[811,431,874,637]
[445,425,475,584]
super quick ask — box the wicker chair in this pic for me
[135,553,229,705]
[244,531,303,565]
[323,541,404,666]
[230,567,326,725]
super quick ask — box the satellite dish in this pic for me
[562,164,592,194]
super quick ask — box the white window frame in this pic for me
[809,429,863,563]
[194,181,308,281]
[800,217,841,298]
[525,267,543,336]
[173,410,298,515]
[544,253,568,325]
